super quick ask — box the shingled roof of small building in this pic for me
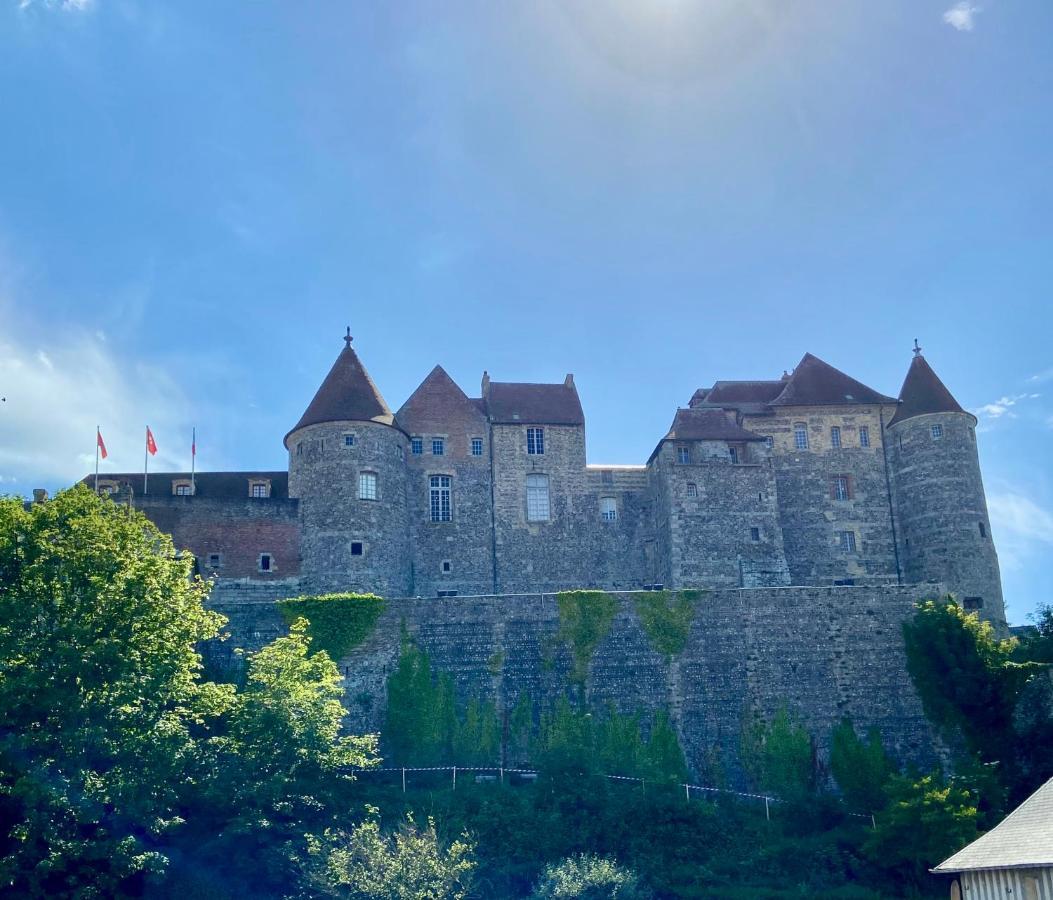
[888,353,969,426]
[934,776,1053,873]
[769,353,897,407]
[662,408,767,442]
[81,471,290,499]
[485,379,584,426]
[285,336,398,445]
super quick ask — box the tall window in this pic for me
[750,527,761,542]
[686,482,698,497]
[840,530,857,552]
[830,426,841,449]
[259,553,272,572]
[359,472,378,501]
[411,437,423,455]
[832,475,851,501]
[432,438,445,456]
[527,427,545,455]
[931,424,943,440]
[765,436,774,451]
[526,474,550,521]
[728,446,739,464]
[794,424,809,450]
[601,497,617,522]
[429,475,451,522]
[677,445,691,464]
[471,438,483,456]
[979,521,987,538]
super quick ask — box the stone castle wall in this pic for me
[204,581,943,785]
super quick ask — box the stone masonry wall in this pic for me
[203,581,942,787]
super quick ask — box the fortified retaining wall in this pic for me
[204,582,942,783]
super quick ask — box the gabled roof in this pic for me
[396,365,487,430]
[704,381,786,405]
[286,342,397,445]
[485,380,584,426]
[888,354,968,426]
[81,471,290,500]
[661,408,768,443]
[935,776,1053,873]
[769,353,897,407]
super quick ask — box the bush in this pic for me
[532,854,652,899]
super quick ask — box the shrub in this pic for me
[531,854,652,899]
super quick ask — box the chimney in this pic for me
[32,489,48,504]
[564,373,575,389]
[481,370,491,398]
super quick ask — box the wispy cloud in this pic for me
[943,2,981,31]
[1028,367,1053,385]
[19,0,93,9]
[973,393,1041,424]
[988,490,1053,572]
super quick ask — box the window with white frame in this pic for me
[600,497,617,522]
[794,424,809,450]
[677,445,691,464]
[359,472,378,501]
[432,437,445,456]
[249,481,270,498]
[830,426,841,449]
[429,475,451,522]
[859,426,870,448]
[411,437,423,455]
[527,427,545,455]
[686,482,698,498]
[343,433,356,447]
[839,530,857,552]
[526,473,550,521]
[471,438,483,456]
[173,481,193,496]
[832,475,851,501]
[931,424,943,440]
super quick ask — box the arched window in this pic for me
[794,423,809,450]
[526,474,550,521]
[429,475,451,522]
[359,472,378,501]
[686,482,698,498]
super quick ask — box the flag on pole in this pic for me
[146,427,158,456]
[97,429,108,460]
[191,429,196,459]
[191,427,196,493]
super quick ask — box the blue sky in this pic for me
[0,1,1050,623]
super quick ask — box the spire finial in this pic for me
[344,326,353,348]
[913,338,922,357]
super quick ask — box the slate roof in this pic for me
[888,354,969,426]
[82,471,290,499]
[769,353,897,407]
[396,366,487,430]
[705,381,786,405]
[286,343,398,445]
[935,776,1053,873]
[485,381,584,426]
[661,408,768,443]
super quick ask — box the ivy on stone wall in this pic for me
[276,593,385,663]
[632,589,701,658]
[555,590,618,683]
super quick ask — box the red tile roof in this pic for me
[285,344,398,445]
[888,354,968,426]
[769,353,896,407]
[485,381,584,426]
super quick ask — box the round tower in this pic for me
[285,329,411,597]
[887,343,1006,629]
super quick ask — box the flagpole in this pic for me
[144,426,148,495]
[94,426,100,493]
[191,427,196,495]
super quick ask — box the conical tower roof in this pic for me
[888,349,969,426]
[285,330,397,446]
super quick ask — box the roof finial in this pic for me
[344,326,353,348]
[913,338,922,357]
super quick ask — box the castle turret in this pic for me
[285,329,411,596]
[887,344,1005,628]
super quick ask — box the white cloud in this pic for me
[973,393,1040,423]
[0,318,193,495]
[19,0,93,11]
[943,2,980,31]
[1028,367,1053,384]
[988,491,1053,572]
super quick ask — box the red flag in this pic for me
[192,432,196,457]
[97,429,108,459]
[146,427,158,456]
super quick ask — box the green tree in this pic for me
[741,707,816,803]
[306,808,476,900]
[0,486,232,896]
[864,772,978,889]
[531,854,652,899]
[829,719,893,813]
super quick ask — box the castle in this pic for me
[88,331,1006,631]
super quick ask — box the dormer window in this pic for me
[249,480,270,499]
[527,427,545,455]
[172,480,193,496]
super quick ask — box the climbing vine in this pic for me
[555,590,618,683]
[633,589,701,658]
[277,592,385,663]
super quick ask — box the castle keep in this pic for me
[89,333,1005,630]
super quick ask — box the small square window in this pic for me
[686,482,698,498]
[963,596,983,612]
[527,427,545,455]
[601,469,614,485]
[208,553,222,568]
[441,560,452,573]
[677,446,691,464]
[830,426,841,449]
[344,433,356,447]
[259,553,272,572]
[931,424,943,440]
[859,426,870,448]
[250,482,269,499]
[839,531,857,552]
[471,438,483,456]
[351,542,363,556]
[750,527,761,542]
[174,483,192,496]
[432,438,445,456]
[411,437,423,455]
